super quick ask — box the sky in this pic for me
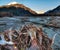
[0,0,60,14]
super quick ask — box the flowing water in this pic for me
[0,16,60,50]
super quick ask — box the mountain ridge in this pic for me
[0,3,37,17]
[45,5,60,16]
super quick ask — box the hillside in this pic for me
[45,5,60,16]
[0,3,37,17]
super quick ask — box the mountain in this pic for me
[0,2,37,17]
[45,5,60,16]
[7,2,18,5]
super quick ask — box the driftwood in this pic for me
[3,24,56,50]
[14,24,53,50]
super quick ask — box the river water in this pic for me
[0,16,60,49]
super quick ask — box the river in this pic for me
[0,16,60,50]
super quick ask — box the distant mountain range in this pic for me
[0,2,37,17]
[0,2,60,17]
[45,5,60,16]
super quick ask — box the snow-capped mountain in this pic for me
[0,2,37,17]
[7,2,19,5]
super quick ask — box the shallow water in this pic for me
[0,16,60,49]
